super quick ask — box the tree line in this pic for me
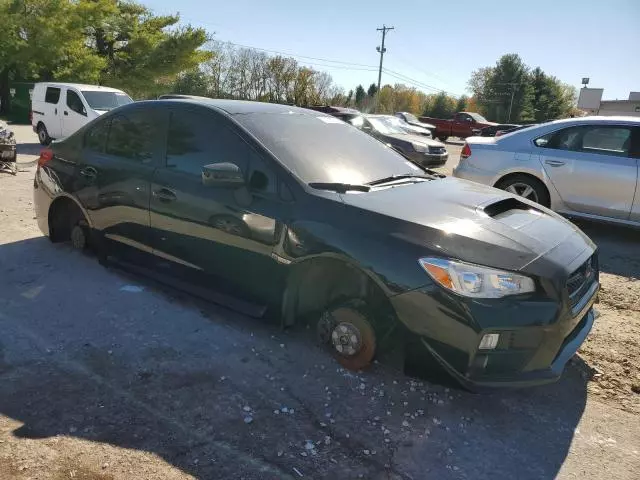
[0,0,208,114]
[0,2,578,123]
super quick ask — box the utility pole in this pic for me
[375,25,394,111]
[504,82,518,122]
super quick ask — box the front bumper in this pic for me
[390,273,599,389]
[405,151,448,168]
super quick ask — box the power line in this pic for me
[382,68,463,97]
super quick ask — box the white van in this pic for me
[31,82,133,145]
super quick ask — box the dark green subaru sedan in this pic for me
[33,99,599,388]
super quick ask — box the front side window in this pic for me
[166,108,255,176]
[66,90,86,115]
[84,119,110,153]
[45,87,60,104]
[106,111,156,162]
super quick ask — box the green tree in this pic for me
[424,91,455,118]
[354,84,366,108]
[367,83,378,97]
[455,95,468,112]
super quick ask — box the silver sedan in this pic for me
[453,116,640,227]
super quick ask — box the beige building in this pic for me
[578,89,640,116]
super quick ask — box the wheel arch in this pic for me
[281,254,395,328]
[47,194,92,242]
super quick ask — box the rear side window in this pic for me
[535,125,632,157]
[45,87,61,104]
[106,111,157,163]
[165,108,254,176]
[85,120,110,153]
[66,90,86,115]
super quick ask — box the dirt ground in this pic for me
[0,127,639,479]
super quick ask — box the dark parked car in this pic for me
[0,120,17,175]
[477,124,520,137]
[33,99,599,388]
[358,115,448,167]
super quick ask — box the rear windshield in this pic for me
[81,91,133,111]
[236,112,419,185]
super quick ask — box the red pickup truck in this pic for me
[419,111,495,141]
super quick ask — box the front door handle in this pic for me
[153,188,177,202]
[545,159,566,167]
[79,166,97,179]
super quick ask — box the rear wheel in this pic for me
[438,135,448,142]
[495,174,550,207]
[37,123,51,145]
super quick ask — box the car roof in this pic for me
[156,98,323,116]
[546,116,640,126]
[34,82,125,93]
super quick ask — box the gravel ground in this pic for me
[0,126,638,479]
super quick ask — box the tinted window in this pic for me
[106,111,156,162]
[581,127,631,155]
[82,91,133,111]
[66,90,85,115]
[247,156,277,195]
[45,87,61,104]
[166,108,256,176]
[85,120,110,153]
[535,125,632,156]
[235,112,420,185]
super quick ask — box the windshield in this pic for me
[468,112,488,123]
[368,117,407,135]
[403,112,419,123]
[236,113,421,185]
[82,91,133,111]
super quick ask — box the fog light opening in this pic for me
[479,333,500,350]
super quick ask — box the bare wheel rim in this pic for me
[505,182,538,202]
[331,322,362,357]
[71,225,86,250]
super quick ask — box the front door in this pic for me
[74,105,165,252]
[149,104,290,304]
[61,89,88,138]
[535,124,638,220]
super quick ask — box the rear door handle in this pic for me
[545,160,566,167]
[153,188,177,202]
[79,166,97,179]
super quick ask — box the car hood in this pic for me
[408,120,436,129]
[384,132,445,148]
[340,177,594,274]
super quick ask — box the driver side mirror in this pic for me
[202,162,245,188]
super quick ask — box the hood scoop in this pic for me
[483,197,541,218]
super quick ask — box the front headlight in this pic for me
[418,257,535,298]
[411,142,428,153]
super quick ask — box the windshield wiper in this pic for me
[367,173,436,186]
[308,182,371,193]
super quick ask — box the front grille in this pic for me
[428,146,446,155]
[567,256,597,306]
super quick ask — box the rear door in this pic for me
[43,86,62,138]
[149,104,290,304]
[536,124,637,220]
[74,104,165,252]
[61,89,89,138]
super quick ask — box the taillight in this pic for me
[38,148,53,167]
[461,143,471,160]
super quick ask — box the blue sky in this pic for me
[146,0,639,100]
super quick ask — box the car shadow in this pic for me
[572,219,640,280]
[17,142,42,157]
[0,236,591,479]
